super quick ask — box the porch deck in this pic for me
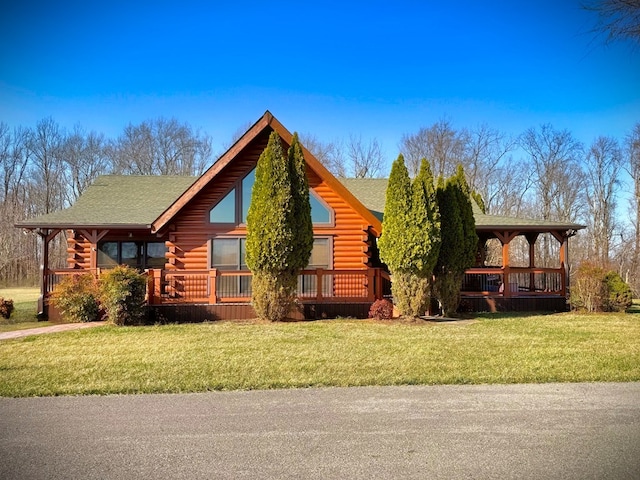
[44,265,568,319]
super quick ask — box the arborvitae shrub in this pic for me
[51,274,101,323]
[246,132,312,321]
[0,297,14,319]
[571,263,633,312]
[368,299,394,320]
[99,265,148,326]
[603,271,633,312]
[571,263,607,312]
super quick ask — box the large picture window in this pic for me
[210,236,332,297]
[211,237,250,297]
[298,237,332,295]
[209,168,333,227]
[98,241,167,269]
[209,169,255,225]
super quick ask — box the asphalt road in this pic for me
[1,383,639,479]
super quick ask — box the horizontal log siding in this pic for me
[166,133,269,272]
[66,231,91,269]
[307,169,371,270]
[166,134,374,294]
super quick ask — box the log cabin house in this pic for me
[16,111,584,320]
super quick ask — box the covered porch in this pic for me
[459,222,579,312]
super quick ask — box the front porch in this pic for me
[460,266,568,312]
[43,263,570,320]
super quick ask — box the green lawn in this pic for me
[0,288,52,331]
[1,312,638,397]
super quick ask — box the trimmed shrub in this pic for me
[571,263,606,312]
[99,265,148,326]
[50,274,101,323]
[0,297,14,319]
[603,271,633,312]
[571,263,633,312]
[368,299,394,320]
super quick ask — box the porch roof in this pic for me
[16,175,197,229]
[339,178,585,234]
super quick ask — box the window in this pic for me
[241,169,255,224]
[299,237,332,295]
[209,188,236,223]
[208,168,333,227]
[210,236,332,297]
[97,241,167,270]
[310,191,332,225]
[209,169,255,225]
[211,237,250,297]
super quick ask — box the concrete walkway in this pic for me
[0,321,107,340]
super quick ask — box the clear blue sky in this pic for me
[1,0,638,170]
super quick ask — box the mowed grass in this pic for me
[1,312,639,397]
[0,287,51,331]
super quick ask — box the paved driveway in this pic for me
[1,383,639,479]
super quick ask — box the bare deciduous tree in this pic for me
[110,118,213,176]
[347,135,385,178]
[299,133,347,177]
[584,136,623,266]
[399,118,467,178]
[62,126,111,203]
[301,133,384,178]
[27,117,66,214]
[465,124,517,210]
[520,124,585,223]
[584,0,640,45]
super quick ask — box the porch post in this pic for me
[495,231,518,298]
[367,268,376,301]
[209,269,218,304]
[35,228,61,318]
[316,268,324,301]
[526,233,539,293]
[551,231,568,298]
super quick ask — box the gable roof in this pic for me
[17,112,384,236]
[16,175,197,229]
[151,111,383,235]
[340,178,585,234]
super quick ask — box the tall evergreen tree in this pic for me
[246,131,312,321]
[434,165,477,316]
[379,155,440,317]
[288,133,314,273]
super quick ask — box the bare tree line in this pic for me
[1,115,639,297]
[0,117,213,286]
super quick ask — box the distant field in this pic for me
[0,288,48,331]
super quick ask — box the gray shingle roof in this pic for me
[17,175,197,228]
[18,174,585,233]
[339,178,585,232]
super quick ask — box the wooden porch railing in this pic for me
[43,265,563,308]
[147,268,393,305]
[462,267,565,297]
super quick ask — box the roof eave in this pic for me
[17,223,153,231]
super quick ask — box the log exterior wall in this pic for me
[164,130,373,275]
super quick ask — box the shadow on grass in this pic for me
[469,311,560,320]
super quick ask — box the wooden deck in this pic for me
[43,265,569,319]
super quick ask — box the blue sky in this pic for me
[1,0,638,169]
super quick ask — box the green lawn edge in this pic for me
[1,313,638,397]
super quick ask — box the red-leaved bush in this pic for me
[368,299,394,320]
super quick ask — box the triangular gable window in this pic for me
[209,169,333,226]
[310,190,333,225]
[209,187,236,223]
